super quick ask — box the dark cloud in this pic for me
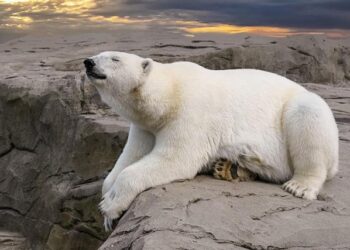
[90,0,350,30]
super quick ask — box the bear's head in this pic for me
[84,51,179,130]
[84,51,152,95]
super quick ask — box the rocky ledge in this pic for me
[0,33,349,249]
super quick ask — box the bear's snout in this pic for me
[84,58,107,80]
[84,58,95,71]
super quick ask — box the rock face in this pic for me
[0,33,350,249]
[0,73,129,249]
[101,83,350,250]
[185,37,350,85]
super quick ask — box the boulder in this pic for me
[0,73,128,250]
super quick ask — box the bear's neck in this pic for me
[123,68,181,132]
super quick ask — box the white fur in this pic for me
[86,51,339,230]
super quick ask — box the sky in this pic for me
[1,0,350,39]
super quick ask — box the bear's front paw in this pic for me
[99,190,124,218]
[99,185,137,229]
[99,188,115,211]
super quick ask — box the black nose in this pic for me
[84,58,95,70]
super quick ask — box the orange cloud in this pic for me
[89,15,153,24]
[181,23,292,36]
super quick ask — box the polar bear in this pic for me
[84,51,338,230]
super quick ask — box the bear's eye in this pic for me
[111,57,119,62]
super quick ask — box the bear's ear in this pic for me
[142,59,152,74]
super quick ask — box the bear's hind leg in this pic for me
[282,163,327,200]
[282,92,338,200]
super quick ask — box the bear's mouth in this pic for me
[86,71,107,80]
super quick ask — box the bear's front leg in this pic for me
[102,125,155,196]
[101,125,155,230]
[100,132,209,229]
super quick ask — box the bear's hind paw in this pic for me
[282,179,318,200]
[212,159,235,181]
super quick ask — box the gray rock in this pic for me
[0,74,129,250]
[185,37,350,85]
[0,231,30,250]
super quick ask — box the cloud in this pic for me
[0,0,349,37]
[93,0,350,30]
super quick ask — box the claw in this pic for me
[104,217,114,231]
[99,199,107,214]
[98,200,104,210]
